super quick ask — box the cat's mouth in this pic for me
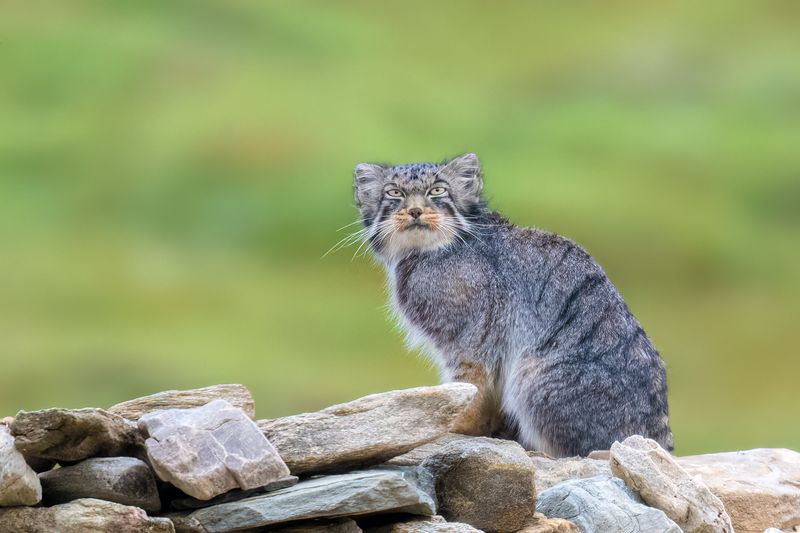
[402,219,433,231]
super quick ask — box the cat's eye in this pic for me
[385,189,404,198]
[428,187,447,197]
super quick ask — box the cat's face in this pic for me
[353,153,484,261]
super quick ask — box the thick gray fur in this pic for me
[353,153,673,457]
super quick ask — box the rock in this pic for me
[138,399,289,501]
[171,468,436,532]
[526,453,611,491]
[420,437,536,533]
[11,408,144,462]
[515,513,579,533]
[258,383,477,475]
[169,475,298,510]
[272,518,363,532]
[0,417,13,426]
[587,450,610,460]
[537,475,681,533]
[39,457,161,512]
[0,425,42,506]
[386,433,521,467]
[367,515,482,532]
[0,498,174,532]
[109,384,256,421]
[610,435,733,533]
[678,448,800,533]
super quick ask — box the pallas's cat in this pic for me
[353,153,672,457]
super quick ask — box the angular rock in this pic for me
[169,475,298,510]
[272,518,363,532]
[139,399,289,501]
[171,468,436,533]
[0,498,174,532]
[516,513,579,533]
[537,475,681,533]
[386,433,521,467]
[109,384,256,421]
[39,457,160,512]
[0,425,42,506]
[258,383,477,475]
[11,408,143,462]
[367,515,481,532]
[526,452,611,491]
[678,448,800,533]
[420,437,536,533]
[610,435,733,533]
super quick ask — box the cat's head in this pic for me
[353,153,485,261]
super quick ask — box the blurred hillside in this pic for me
[1,1,798,454]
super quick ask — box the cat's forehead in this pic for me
[388,162,442,184]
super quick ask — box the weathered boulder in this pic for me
[367,515,482,532]
[0,498,174,532]
[258,383,477,475]
[420,437,536,533]
[678,448,800,533]
[526,452,611,492]
[39,457,160,512]
[610,435,732,533]
[139,399,289,501]
[537,475,681,533]
[0,425,41,506]
[272,518,363,532]
[171,468,436,532]
[109,384,256,420]
[515,513,579,533]
[10,408,143,462]
[169,475,298,510]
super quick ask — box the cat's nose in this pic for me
[408,208,423,219]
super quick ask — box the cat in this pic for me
[353,153,673,457]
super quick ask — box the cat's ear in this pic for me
[443,153,483,203]
[353,163,386,221]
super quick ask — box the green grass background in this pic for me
[1,1,798,454]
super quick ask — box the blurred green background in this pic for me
[1,1,798,455]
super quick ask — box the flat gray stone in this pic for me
[169,475,298,510]
[537,475,681,533]
[526,452,611,492]
[271,517,363,532]
[0,425,41,506]
[386,433,521,467]
[139,399,290,501]
[0,497,174,532]
[420,437,536,533]
[258,383,477,475]
[678,448,800,533]
[610,436,733,533]
[109,384,256,421]
[11,408,143,462]
[367,515,482,532]
[39,457,161,512]
[171,468,436,533]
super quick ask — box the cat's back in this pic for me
[493,224,608,293]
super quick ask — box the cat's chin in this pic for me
[377,228,456,262]
[400,224,433,232]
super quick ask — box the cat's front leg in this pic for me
[448,361,503,437]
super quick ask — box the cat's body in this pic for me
[354,153,672,457]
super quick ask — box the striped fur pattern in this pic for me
[353,153,673,457]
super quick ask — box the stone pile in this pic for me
[0,382,798,533]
